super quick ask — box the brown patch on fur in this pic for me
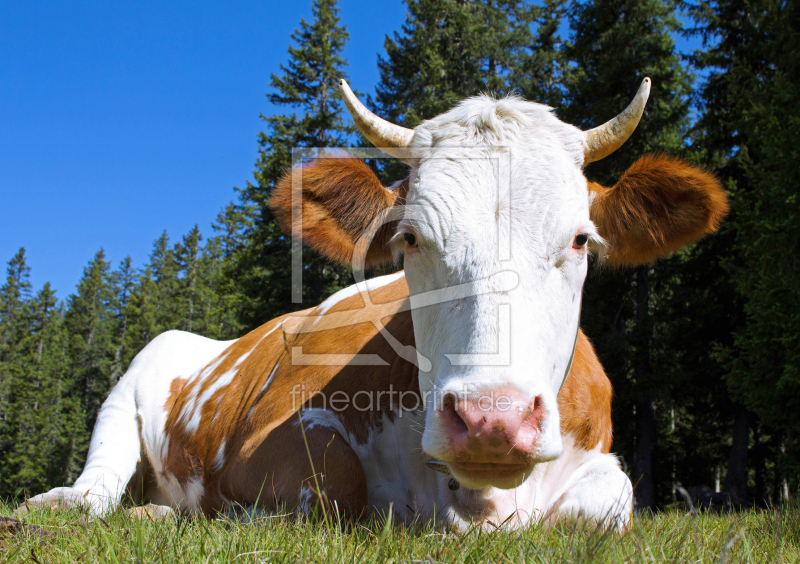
[271,155,406,269]
[223,418,369,517]
[589,155,729,265]
[164,377,187,414]
[161,276,612,515]
[124,440,161,506]
[558,332,612,452]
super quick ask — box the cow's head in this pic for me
[272,79,727,490]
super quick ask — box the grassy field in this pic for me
[1,501,798,563]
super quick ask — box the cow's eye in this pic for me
[404,232,417,247]
[573,233,589,248]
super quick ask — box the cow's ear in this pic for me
[271,156,404,269]
[588,155,729,266]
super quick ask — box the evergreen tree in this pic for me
[174,226,202,333]
[512,0,567,107]
[64,250,118,440]
[110,256,135,386]
[149,231,180,330]
[123,233,181,367]
[196,235,243,340]
[0,249,33,482]
[2,284,70,497]
[205,202,250,339]
[375,0,537,126]
[0,249,32,349]
[122,264,159,369]
[562,0,693,510]
[231,0,357,329]
[687,0,800,500]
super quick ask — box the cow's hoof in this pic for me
[15,488,88,515]
[126,504,175,521]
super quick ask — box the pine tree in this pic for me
[174,226,202,333]
[110,257,135,386]
[562,0,693,510]
[64,250,118,439]
[150,231,180,331]
[2,284,69,497]
[0,249,32,460]
[122,265,159,369]
[205,202,250,339]
[0,249,31,346]
[686,0,800,500]
[375,0,537,126]
[231,0,357,329]
[512,0,568,107]
[195,235,242,340]
[123,232,181,367]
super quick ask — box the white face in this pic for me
[398,97,597,489]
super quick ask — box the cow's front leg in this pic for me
[222,410,368,519]
[19,374,144,517]
[542,453,633,531]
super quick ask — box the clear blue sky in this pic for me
[1,1,701,298]
[0,0,406,297]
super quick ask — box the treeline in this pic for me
[1,0,797,510]
[0,230,241,497]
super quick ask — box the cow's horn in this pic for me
[583,78,651,164]
[339,79,414,160]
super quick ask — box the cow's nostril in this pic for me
[440,393,468,435]
[533,396,544,416]
[521,396,546,430]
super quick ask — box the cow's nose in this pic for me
[438,389,545,460]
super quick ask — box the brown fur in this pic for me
[271,155,405,269]
[160,277,612,516]
[559,332,613,452]
[272,154,727,269]
[589,155,729,265]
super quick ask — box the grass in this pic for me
[1,501,798,563]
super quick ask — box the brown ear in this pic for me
[271,155,404,269]
[589,155,729,266]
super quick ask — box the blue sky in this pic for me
[0,0,406,297]
[1,1,701,298]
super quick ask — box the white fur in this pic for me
[297,485,315,514]
[296,408,348,436]
[314,271,406,319]
[402,98,594,477]
[182,476,205,512]
[330,411,632,530]
[184,366,238,434]
[212,440,227,472]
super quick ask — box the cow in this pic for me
[22,79,727,530]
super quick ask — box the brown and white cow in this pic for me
[24,80,727,530]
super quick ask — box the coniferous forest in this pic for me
[1,0,798,512]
